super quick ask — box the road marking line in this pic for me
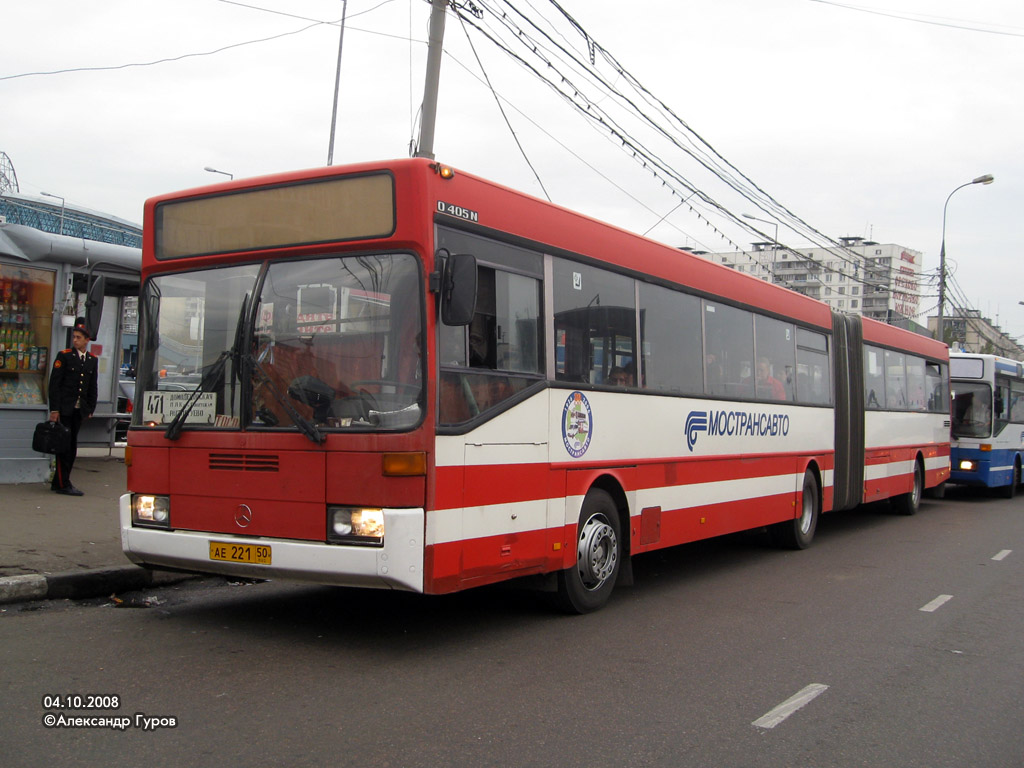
[992,549,1012,561]
[752,683,829,729]
[920,594,953,612]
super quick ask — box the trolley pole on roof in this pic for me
[415,0,448,159]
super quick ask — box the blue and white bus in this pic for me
[949,352,1024,497]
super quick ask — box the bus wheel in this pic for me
[893,460,923,515]
[555,489,621,614]
[1000,459,1020,499]
[770,470,819,550]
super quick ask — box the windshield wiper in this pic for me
[246,351,324,444]
[164,293,250,441]
[163,351,231,440]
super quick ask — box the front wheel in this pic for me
[770,470,819,549]
[554,489,622,614]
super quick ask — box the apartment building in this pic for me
[700,237,922,324]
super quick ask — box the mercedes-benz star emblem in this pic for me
[234,504,253,528]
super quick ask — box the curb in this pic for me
[0,566,194,605]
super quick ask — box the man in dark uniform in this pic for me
[48,317,98,496]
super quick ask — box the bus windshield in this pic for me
[136,253,423,432]
[951,381,992,438]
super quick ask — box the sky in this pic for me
[2,0,1022,338]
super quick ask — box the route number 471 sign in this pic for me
[142,390,217,425]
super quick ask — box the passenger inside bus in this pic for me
[755,357,787,400]
[607,365,634,387]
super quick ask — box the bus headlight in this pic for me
[133,494,171,528]
[959,460,976,471]
[328,507,385,547]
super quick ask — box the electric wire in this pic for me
[471,0,878,281]
[808,0,1024,37]
[454,7,553,201]
[458,0,890,291]
[437,46,717,251]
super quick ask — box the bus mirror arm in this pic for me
[429,249,446,294]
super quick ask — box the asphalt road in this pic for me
[2,488,1022,768]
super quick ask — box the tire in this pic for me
[555,489,622,614]
[770,470,819,549]
[999,459,1020,499]
[893,460,923,515]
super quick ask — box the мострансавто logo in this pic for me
[685,409,789,451]
[562,391,593,458]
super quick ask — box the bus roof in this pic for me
[143,157,946,361]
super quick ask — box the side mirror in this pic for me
[441,252,477,326]
[85,274,106,339]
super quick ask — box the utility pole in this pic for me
[326,0,349,166]
[415,0,448,159]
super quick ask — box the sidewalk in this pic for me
[0,447,188,604]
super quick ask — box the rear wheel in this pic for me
[999,459,1020,499]
[770,470,819,549]
[555,489,622,614]
[893,460,923,515]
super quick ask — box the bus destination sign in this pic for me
[142,390,218,425]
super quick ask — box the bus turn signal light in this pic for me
[382,452,426,477]
[980,444,992,452]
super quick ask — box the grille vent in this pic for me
[209,453,280,472]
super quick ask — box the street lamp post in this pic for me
[204,166,234,180]
[937,173,994,344]
[742,213,780,280]
[41,191,65,235]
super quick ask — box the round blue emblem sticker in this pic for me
[562,391,593,458]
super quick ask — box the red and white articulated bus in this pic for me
[120,158,950,613]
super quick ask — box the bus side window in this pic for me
[924,361,946,413]
[703,301,753,398]
[439,264,542,425]
[796,328,830,405]
[864,346,886,410]
[1012,384,1024,422]
[754,315,795,401]
[995,380,1009,425]
[884,349,907,409]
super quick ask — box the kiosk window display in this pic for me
[0,265,55,405]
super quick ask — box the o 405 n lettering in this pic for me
[437,201,479,222]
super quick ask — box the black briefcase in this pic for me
[33,420,71,455]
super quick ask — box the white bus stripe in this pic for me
[427,470,805,545]
[920,594,953,612]
[992,549,1012,561]
[752,683,829,729]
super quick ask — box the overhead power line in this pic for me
[808,1,1024,37]
[453,0,892,291]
